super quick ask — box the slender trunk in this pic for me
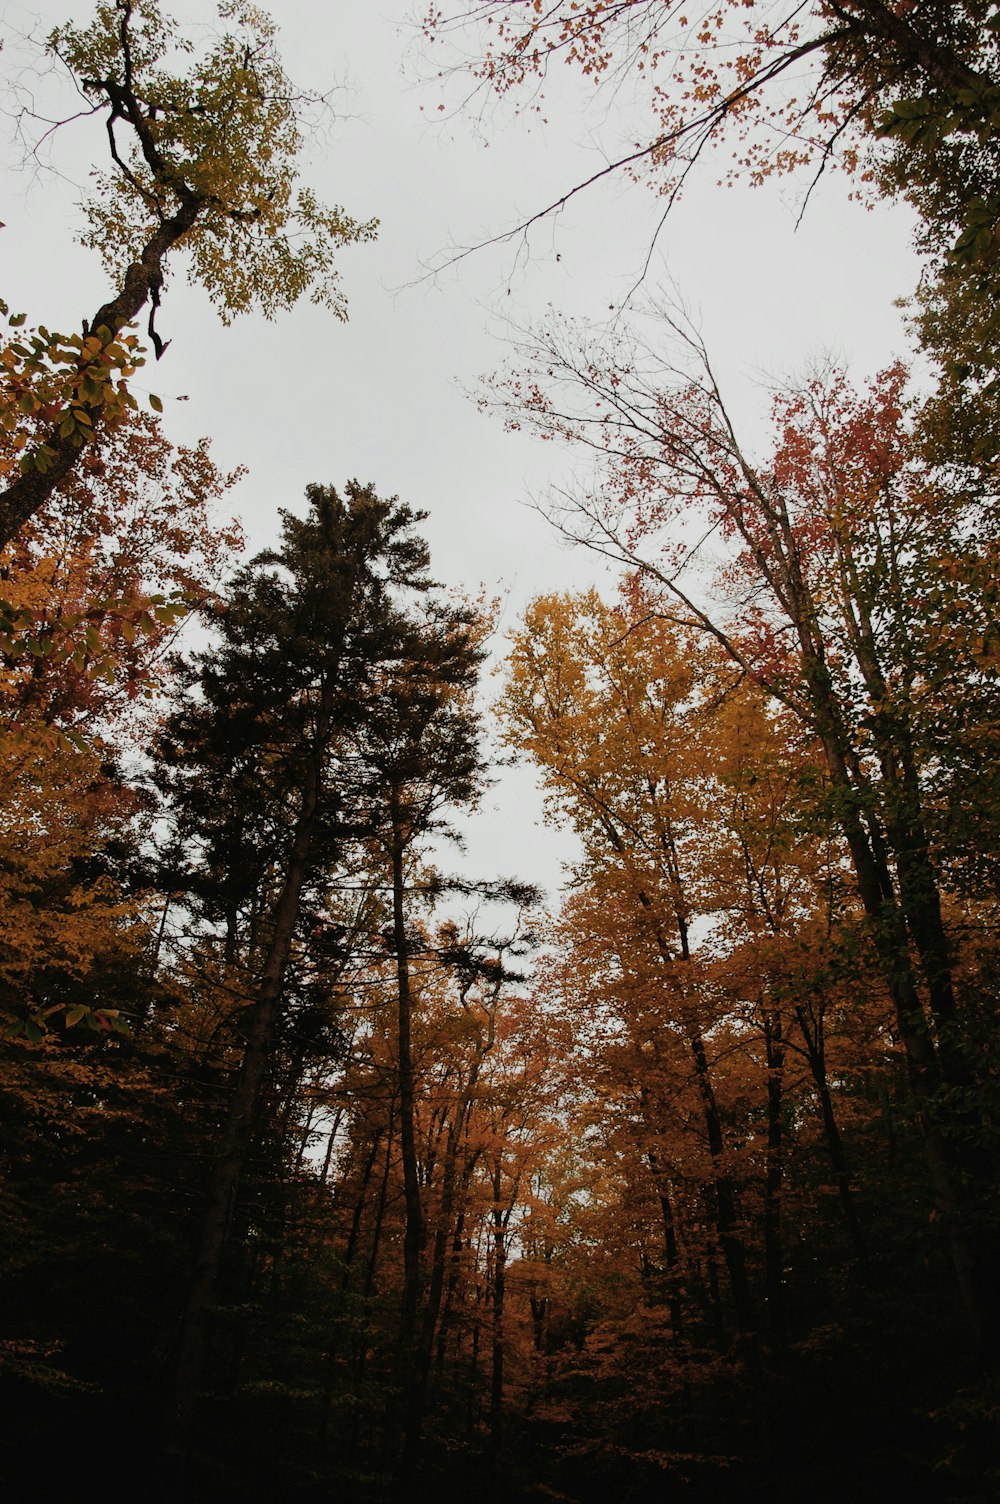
[688,1030,758,1373]
[794,1005,868,1262]
[417,1110,467,1409]
[529,1291,550,1354]
[421,1024,493,1412]
[434,1178,477,1392]
[489,1163,508,1453]
[316,1105,346,1198]
[167,760,319,1453]
[763,1014,786,1349]
[293,1097,319,1176]
[704,1246,726,1353]
[431,1216,464,1398]
[150,892,173,977]
[842,592,964,1054]
[342,1132,383,1285]
[319,1129,383,1444]
[468,1298,482,1439]
[647,1146,684,1339]
[623,865,757,1363]
[389,792,425,1473]
[345,1118,396,1462]
[365,1113,395,1300]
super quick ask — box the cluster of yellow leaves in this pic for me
[53,0,378,323]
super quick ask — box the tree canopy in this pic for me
[3,3,1000,1501]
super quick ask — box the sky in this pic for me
[0,0,922,903]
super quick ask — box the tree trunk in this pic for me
[418,1108,467,1410]
[646,1143,684,1338]
[166,759,319,1454]
[389,790,425,1475]
[0,193,203,545]
[688,1029,759,1373]
[489,1161,508,1454]
[434,1160,480,1394]
[794,1004,868,1263]
[319,1127,383,1444]
[763,1013,786,1349]
[803,656,998,1356]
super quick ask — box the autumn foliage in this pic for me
[2,2,1000,1502]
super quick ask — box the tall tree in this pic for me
[502,591,765,1367]
[0,0,376,543]
[492,329,1000,1357]
[156,481,440,1450]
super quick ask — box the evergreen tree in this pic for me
[154,481,451,1460]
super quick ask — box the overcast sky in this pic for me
[1,0,922,902]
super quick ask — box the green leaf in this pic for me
[153,603,186,624]
[149,393,163,413]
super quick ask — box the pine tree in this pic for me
[155,480,447,1457]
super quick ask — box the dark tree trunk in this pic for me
[319,1128,383,1445]
[794,1004,868,1263]
[489,1162,509,1454]
[434,1170,479,1393]
[167,761,319,1454]
[0,193,203,546]
[688,1029,759,1374]
[763,1013,786,1349]
[647,1145,684,1338]
[389,791,426,1474]
[807,666,998,1356]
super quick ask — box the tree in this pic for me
[0,730,150,1038]
[156,481,441,1452]
[0,0,377,544]
[421,2,997,250]
[0,409,242,736]
[424,4,1000,457]
[502,590,766,1370]
[491,322,1000,1357]
[0,409,242,1041]
[497,582,983,1488]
